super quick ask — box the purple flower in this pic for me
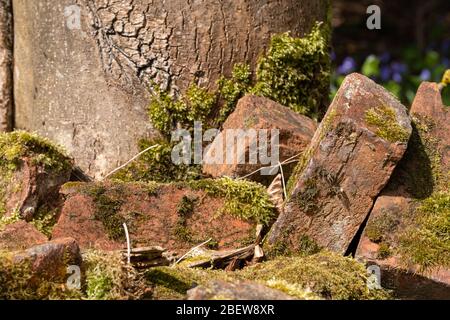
[391,62,407,74]
[380,66,391,82]
[337,57,356,75]
[420,69,431,81]
[392,72,403,83]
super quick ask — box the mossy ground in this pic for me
[146,251,391,300]
[0,249,148,300]
[82,250,146,300]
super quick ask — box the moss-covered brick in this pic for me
[365,104,410,143]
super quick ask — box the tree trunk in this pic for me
[13,0,329,178]
[0,0,13,132]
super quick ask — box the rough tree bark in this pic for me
[0,0,13,132]
[13,0,329,178]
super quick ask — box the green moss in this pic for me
[110,138,202,183]
[139,23,330,186]
[30,206,58,237]
[251,22,330,120]
[377,243,392,260]
[365,104,409,143]
[177,195,198,217]
[148,20,329,138]
[146,251,391,300]
[0,251,81,300]
[217,63,253,124]
[149,84,216,136]
[365,212,399,243]
[391,113,449,271]
[205,238,219,250]
[266,239,292,258]
[82,184,126,241]
[188,177,276,226]
[0,209,20,230]
[145,266,230,300]
[399,191,450,271]
[0,130,71,172]
[297,235,322,256]
[173,195,198,243]
[239,251,390,300]
[0,131,72,218]
[294,178,320,214]
[83,250,145,300]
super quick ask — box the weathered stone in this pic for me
[5,157,72,221]
[356,82,450,300]
[187,280,296,300]
[0,0,13,132]
[0,220,47,250]
[13,0,329,178]
[0,131,74,220]
[11,237,81,284]
[268,73,412,254]
[52,181,261,252]
[410,82,450,168]
[203,95,318,185]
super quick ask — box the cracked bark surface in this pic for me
[84,0,329,94]
[0,0,13,131]
[13,0,328,177]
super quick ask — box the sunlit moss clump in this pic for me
[399,191,450,271]
[365,105,410,143]
[0,130,72,218]
[0,130,72,172]
[29,206,59,237]
[189,177,276,226]
[149,84,216,136]
[146,251,390,300]
[239,251,390,300]
[217,63,253,124]
[252,22,330,119]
